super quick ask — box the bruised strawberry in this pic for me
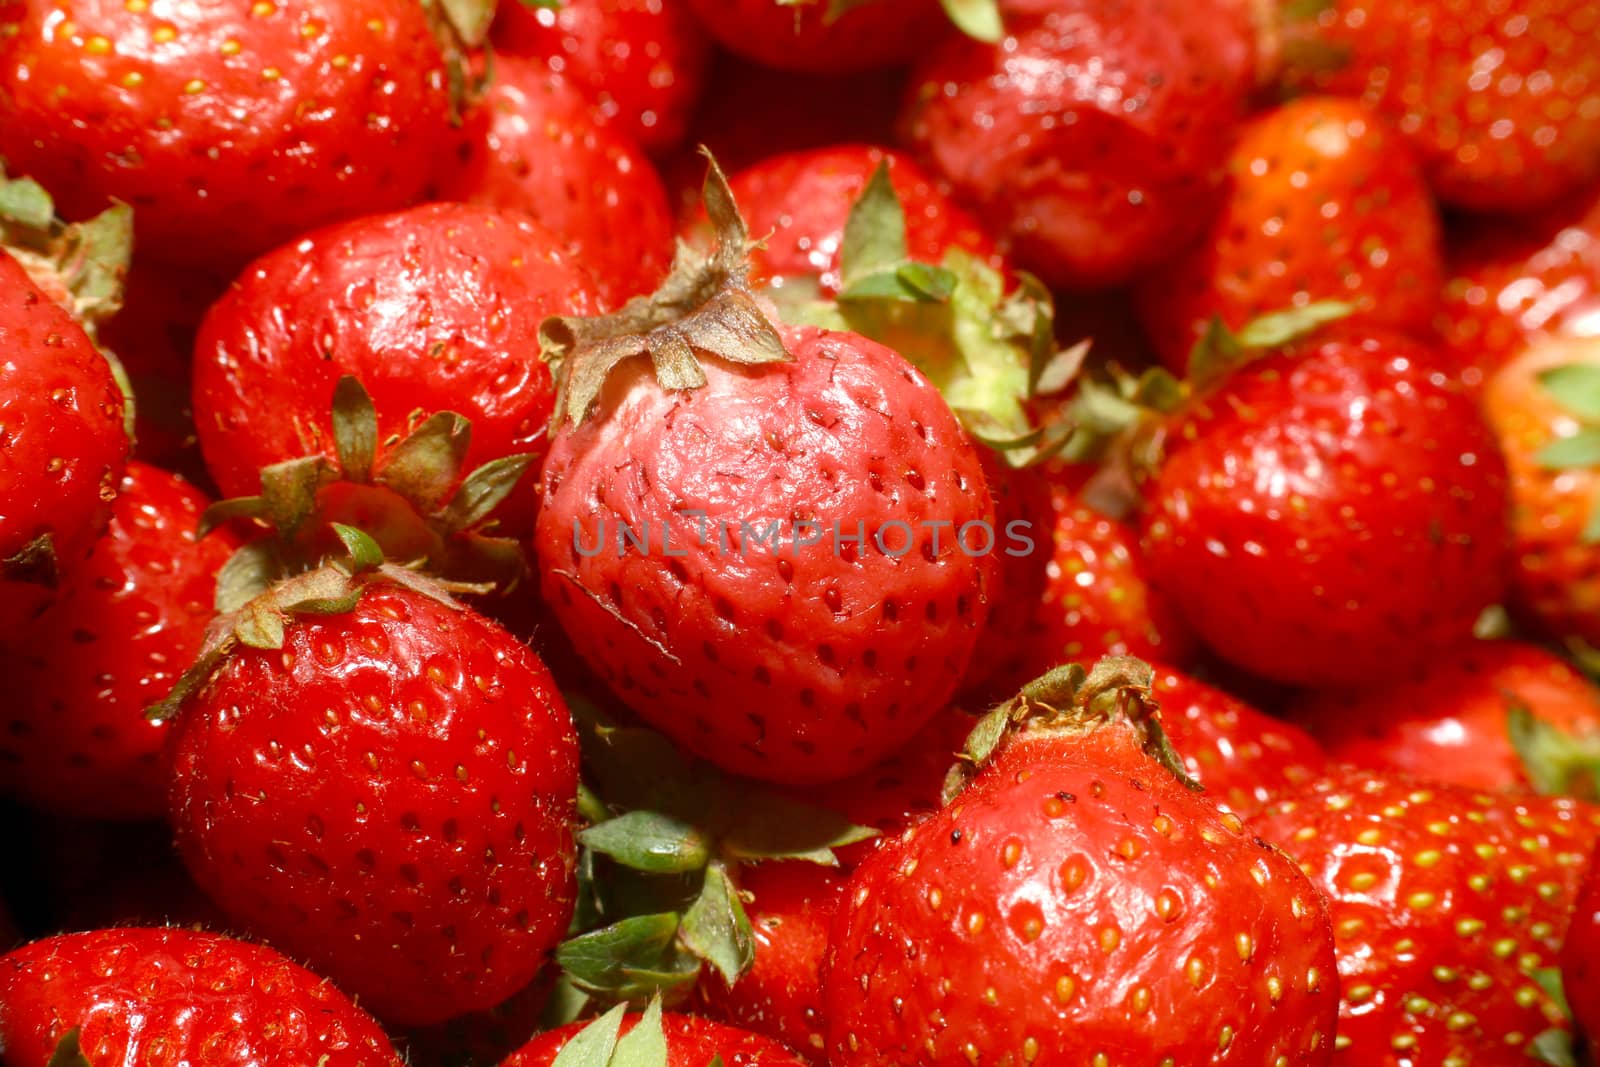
[1481,336,1600,646]
[535,161,995,785]
[901,0,1254,288]
[1276,0,1600,213]
[446,57,676,309]
[1139,96,1444,373]
[492,0,710,151]
[823,659,1339,1066]
[1287,639,1600,794]
[0,462,238,821]
[506,1001,812,1066]
[163,553,580,1026]
[684,0,948,75]
[192,203,601,534]
[1251,768,1600,1066]
[0,0,473,273]
[1140,329,1512,687]
[0,927,402,1066]
[0,250,127,637]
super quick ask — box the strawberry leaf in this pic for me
[557,913,683,997]
[439,0,496,47]
[839,162,910,286]
[940,0,1002,42]
[720,792,877,864]
[443,454,535,534]
[541,974,594,1030]
[610,998,669,1067]
[258,454,336,540]
[580,812,712,875]
[214,542,286,614]
[48,1029,93,1067]
[1537,363,1600,422]
[330,524,385,574]
[1535,428,1600,470]
[1507,703,1600,801]
[678,862,754,984]
[378,411,472,514]
[0,172,54,229]
[550,1003,628,1067]
[1529,1029,1578,1067]
[330,376,378,482]
[1189,302,1353,390]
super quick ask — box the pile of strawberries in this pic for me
[2,0,1600,1064]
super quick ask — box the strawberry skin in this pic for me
[0,250,127,637]
[1562,855,1600,1051]
[446,58,676,310]
[536,323,995,785]
[901,0,1254,288]
[0,927,401,1065]
[1251,769,1600,1065]
[684,0,948,75]
[1140,330,1512,687]
[0,461,238,821]
[0,0,456,272]
[192,203,601,531]
[1139,96,1444,373]
[166,585,580,1025]
[1287,639,1600,792]
[824,710,1339,1065]
[1277,0,1600,213]
[506,1011,812,1066]
[491,0,710,151]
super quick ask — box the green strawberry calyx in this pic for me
[1507,700,1600,801]
[777,160,1086,468]
[541,152,794,429]
[49,1029,94,1067]
[1532,360,1600,544]
[778,0,1001,42]
[942,655,1200,804]
[545,696,875,1017]
[545,998,726,1067]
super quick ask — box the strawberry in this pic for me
[684,0,950,75]
[0,0,485,273]
[491,0,710,152]
[1140,328,1513,686]
[1276,0,1600,213]
[505,1000,812,1066]
[1287,639,1600,794]
[445,58,676,310]
[900,0,1255,288]
[534,161,996,785]
[0,461,239,821]
[1562,855,1600,1053]
[161,539,580,1025]
[0,247,128,637]
[0,927,402,1066]
[1138,96,1444,373]
[1250,768,1600,1066]
[1439,183,1600,386]
[823,658,1339,1065]
[1481,336,1600,647]
[192,202,601,535]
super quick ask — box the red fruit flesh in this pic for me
[446,57,676,309]
[1,462,239,821]
[901,0,1254,288]
[0,927,402,1066]
[1287,639,1600,792]
[1140,330,1512,687]
[192,202,601,531]
[0,251,128,637]
[1562,855,1600,1048]
[683,0,948,75]
[491,0,710,151]
[1139,96,1444,373]
[536,324,995,785]
[505,1011,813,1066]
[0,0,455,272]
[166,586,580,1025]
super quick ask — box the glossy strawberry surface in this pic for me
[684,0,948,75]
[507,1011,812,1065]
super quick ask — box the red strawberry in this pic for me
[491,0,710,152]
[0,927,401,1066]
[1155,666,1329,817]
[163,562,580,1025]
[1139,96,1444,373]
[505,1002,812,1066]
[0,461,238,821]
[1481,336,1600,647]
[534,162,995,785]
[0,249,128,637]
[192,202,601,534]
[1441,184,1600,387]
[720,144,1000,297]
[1287,639,1600,794]
[1140,328,1512,686]
[900,0,1255,288]
[684,0,949,75]
[1276,0,1600,213]
[0,0,475,272]
[697,862,846,1062]
[1562,855,1600,1052]
[1250,768,1600,1065]
[446,58,676,309]
[823,659,1340,1065]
